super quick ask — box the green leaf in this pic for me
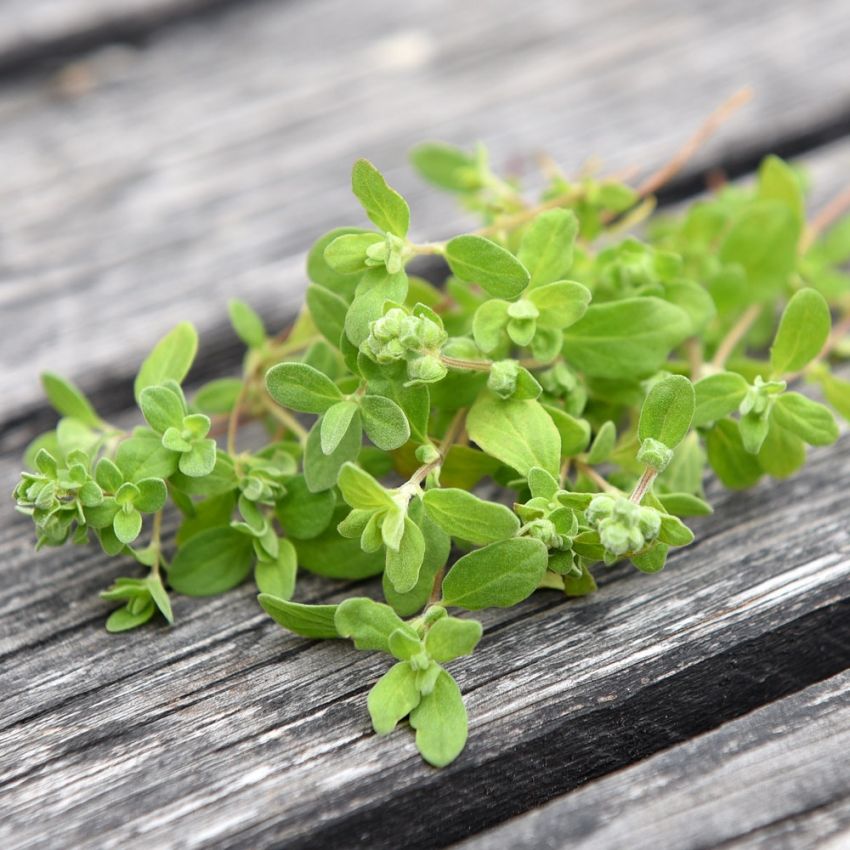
[757,155,804,224]
[351,159,410,237]
[321,401,360,455]
[657,514,694,547]
[638,375,695,449]
[41,373,100,427]
[368,662,421,735]
[719,201,799,299]
[423,488,519,545]
[258,594,339,639]
[772,392,839,446]
[334,597,417,652]
[306,284,349,348]
[518,209,579,287]
[307,227,371,293]
[193,378,243,414]
[304,414,362,493]
[409,669,468,767]
[255,538,297,599]
[770,288,831,376]
[441,537,548,610]
[134,478,167,513]
[365,379,430,445]
[472,299,509,353]
[361,395,411,451]
[146,575,173,624]
[758,418,807,479]
[344,268,409,346]
[275,475,336,540]
[445,235,530,299]
[113,508,142,544]
[178,438,217,478]
[324,232,384,273]
[693,372,749,427]
[266,362,343,414]
[631,542,669,574]
[385,517,426,594]
[562,298,691,380]
[425,616,482,662]
[586,420,616,464]
[169,452,237,496]
[410,142,482,192]
[295,507,385,579]
[706,419,763,490]
[337,462,395,511]
[228,299,266,348]
[139,385,186,433]
[134,322,198,402]
[106,601,156,633]
[820,370,850,422]
[527,281,590,329]
[168,527,255,596]
[563,562,598,597]
[467,393,561,477]
[656,493,713,517]
[542,405,591,457]
[116,431,179,482]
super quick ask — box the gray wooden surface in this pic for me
[1,1,850,848]
[458,671,850,850]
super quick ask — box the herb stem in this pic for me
[575,461,618,494]
[711,303,761,370]
[801,182,850,252]
[635,87,753,199]
[629,467,657,504]
[260,394,309,445]
[440,354,492,373]
[149,509,163,580]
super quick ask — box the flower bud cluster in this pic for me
[14,449,102,547]
[586,493,661,559]
[362,307,448,384]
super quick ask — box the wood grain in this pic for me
[2,0,850,423]
[0,0,233,74]
[456,671,850,850]
[1,419,849,849]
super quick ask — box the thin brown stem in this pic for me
[711,304,762,370]
[801,183,850,252]
[575,461,618,494]
[636,87,754,199]
[149,510,163,580]
[260,394,309,445]
[440,354,493,373]
[629,467,657,504]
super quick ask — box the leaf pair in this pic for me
[335,598,480,767]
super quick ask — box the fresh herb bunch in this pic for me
[14,129,850,767]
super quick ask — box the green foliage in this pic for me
[15,143,850,770]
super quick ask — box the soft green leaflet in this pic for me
[134,322,198,402]
[351,158,410,238]
[258,595,340,639]
[15,142,850,771]
[638,375,695,449]
[441,538,549,610]
[467,393,561,477]
[445,235,530,299]
[770,288,831,376]
[423,488,520,545]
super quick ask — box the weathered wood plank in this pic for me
[0,0,231,73]
[2,0,850,423]
[456,671,850,850]
[1,418,849,849]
